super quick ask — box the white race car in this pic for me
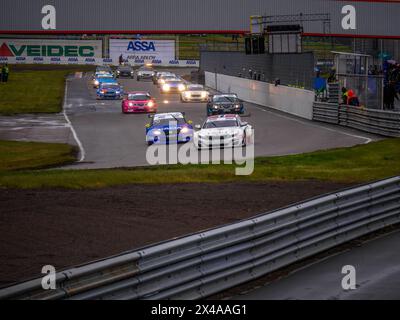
[181,84,209,102]
[136,66,156,81]
[193,114,253,149]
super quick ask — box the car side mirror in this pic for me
[241,122,248,127]
[195,124,201,130]
[147,114,154,119]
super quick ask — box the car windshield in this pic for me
[98,74,113,78]
[203,119,238,129]
[188,85,203,91]
[166,81,182,85]
[139,67,153,71]
[153,116,186,126]
[213,96,238,103]
[118,67,131,71]
[161,76,176,81]
[101,84,119,89]
[96,67,111,72]
[128,94,150,100]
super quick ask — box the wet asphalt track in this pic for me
[62,68,378,169]
[231,230,400,300]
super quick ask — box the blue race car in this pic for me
[93,73,116,88]
[96,82,124,100]
[145,112,193,145]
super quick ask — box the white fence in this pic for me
[205,72,315,120]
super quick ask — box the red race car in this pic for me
[121,92,157,114]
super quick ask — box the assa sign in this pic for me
[127,41,156,52]
[110,39,175,63]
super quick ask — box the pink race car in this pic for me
[121,92,157,114]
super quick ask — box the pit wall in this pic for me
[205,71,315,120]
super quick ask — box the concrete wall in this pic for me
[205,71,315,120]
[200,51,315,89]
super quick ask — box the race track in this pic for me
[63,68,377,169]
[231,230,400,300]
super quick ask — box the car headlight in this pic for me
[160,79,165,84]
[213,105,219,109]
[117,71,120,74]
[153,130,162,136]
[201,92,207,98]
[128,102,133,107]
[178,84,186,92]
[162,84,170,91]
[184,92,191,97]
[94,80,99,85]
[116,91,120,94]
[180,127,190,134]
[147,101,154,107]
[235,104,241,109]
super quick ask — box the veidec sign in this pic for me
[0,39,102,57]
[5,44,95,57]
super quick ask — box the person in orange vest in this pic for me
[346,89,360,106]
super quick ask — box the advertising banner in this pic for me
[0,39,102,58]
[0,55,199,67]
[110,39,175,63]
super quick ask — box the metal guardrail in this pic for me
[313,102,400,137]
[1,176,400,300]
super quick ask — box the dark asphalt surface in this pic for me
[62,68,377,169]
[0,114,74,144]
[231,230,400,300]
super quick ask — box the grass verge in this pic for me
[0,138,399,189]
[0,140,76,171]
[0,65,94,115]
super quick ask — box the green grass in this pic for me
[0,140,76,171]
[0,138,399,189]
[0,65,94,115]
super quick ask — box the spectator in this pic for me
[384,81,399,110]
[328,68,336,83]
[1,63,9,83]
[341,87,348,104]
[119,54,124,65]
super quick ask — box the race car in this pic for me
[93,73,116,88]
[116,65,134,78]
[160,78,186,94]
[156,74,177,87]
[181,84,209,102]
[96,82,123,100]
[153,71,174,85]
[193,114,253,149]
[122,92,157,113]
[136,66,156,81]
[95,65,112,74]
[145,112,193,145]
[206,94,244,116]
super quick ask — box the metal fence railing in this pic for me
[313,102,400,137]
[0,176,399,300]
